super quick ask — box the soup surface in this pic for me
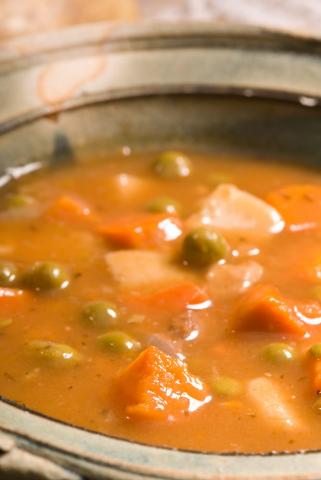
[1,151,321,453]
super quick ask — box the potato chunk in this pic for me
[207,260,263,299]
[188,184,284,241]
[105,250,183,289]
[248,377,301,430]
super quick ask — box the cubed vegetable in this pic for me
[248,377,300,429]
[105,250,184,289]
[188,184,284,241]
[98,213,182,249]
[127,281,211,314]
[117,346,211,420]
[232,284,307,336]
[207,260,263,299]
[46,195,98,226]
[0,287,31,315]
[266,184,321,232]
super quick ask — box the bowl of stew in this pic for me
[1,22,321,479]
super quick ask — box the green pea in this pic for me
[309,344,321,359]
[145,197,181,215]
[152,151,192,179]
[0,261,18,287]
[82,301,118,328]
[211,376,242,397]
[27,341,81,367]
[98,331,141,354]
[261,343,295,365]
[5,194,34,209]
[0,318,12,329]
[182,227,227,267]
[312,397,321,414]
[24,262,70,291]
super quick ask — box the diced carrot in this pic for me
[117,346,211,421]
[98,213,182,249]
[266,184,321,232]
[0,288,31,314]
[310,359,321,394]
[127,281,211,313]
[232,284,307,336]
[46,195,98,226]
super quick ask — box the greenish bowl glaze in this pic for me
[0,22,321,479]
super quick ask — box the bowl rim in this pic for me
[1,20,321,59]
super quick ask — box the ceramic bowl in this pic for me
[1,22,321,480]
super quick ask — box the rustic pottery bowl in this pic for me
[1,22,321,480]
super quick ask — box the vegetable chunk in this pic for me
[105,250,184,289]
[207,260,263,299]
[98,213,182,249]
[117,346,211,421]
[248,377,301,429]
[310,358,321,394]
[232,284,307,336]
[46,195,97,226]
[128,281,211,313]
[0,287,31,315]
[188,184,284,241]
[266,184,321,232]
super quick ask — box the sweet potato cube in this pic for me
[266,184,321,232]
[0,288,32,315]
[46,195,97,226]
[128,281,211,314]
[98,213,182,249]
[232,284,306,336]
[117,346,210,421]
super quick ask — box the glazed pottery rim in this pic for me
[1,21,321,479]
[1,21,321,136]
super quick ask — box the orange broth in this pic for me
[0,152,321,453]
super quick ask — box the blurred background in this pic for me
[0,0,320,41]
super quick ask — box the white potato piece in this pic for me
[188,184,284,241]
[207,260,263,299]
[248,377,301,430]
[105,250,184,289]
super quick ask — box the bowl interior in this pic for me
[1,93,321,180]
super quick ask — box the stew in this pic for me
[0,150,321,453]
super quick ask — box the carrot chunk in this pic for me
[127,281,211,313]
[98,213,182,249]
[46,195,98,226]
[117,346,211,421]
[266,184,321,232]
[310,359,321,394]
[0,288,31,314]
[232,284,307,336]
